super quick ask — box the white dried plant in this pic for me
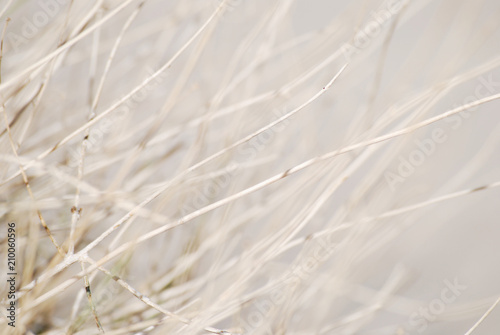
[1,0,500,334]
